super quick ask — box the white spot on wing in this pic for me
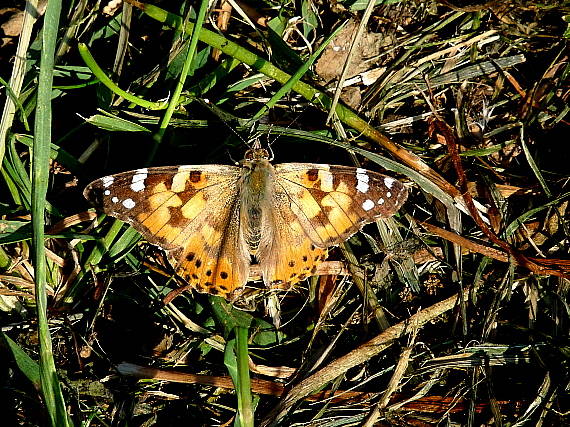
[356,180,369,193]
[122,198,136,209]
[104,189,111,196]
[378,198,385,205]
[356,169,369,182]
[111,197,119,203]
[356,168,370,193]
[102,176,114,188]
[386,191,391,198]
[384,177,395,189]
[362,199,375,211]
[131,181,145,192]
[131,168,148,192]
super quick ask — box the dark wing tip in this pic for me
[83,180,104,206]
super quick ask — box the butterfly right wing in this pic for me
[257,163,407,289]
[84,165,249,298]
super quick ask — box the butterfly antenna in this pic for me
[199,98,253,149]
[246,122,265,149]
[267,137,275,161]
[266,109,304,152]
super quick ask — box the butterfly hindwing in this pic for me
[174,200,249,298]
[257,201,328,289]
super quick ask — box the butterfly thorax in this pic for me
[239,154,275,256]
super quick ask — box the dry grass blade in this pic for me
[434,115,570,279]
[261,288,470,426]
[362,343,415,426]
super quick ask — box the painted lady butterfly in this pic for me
[84,145,407,299]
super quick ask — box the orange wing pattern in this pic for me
[84,165,250,298]
[85,159,408,299]
[257,163,407,288]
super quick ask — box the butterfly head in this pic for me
[243,135,274,162]
[243,147,270,161]
[242,136,274,170]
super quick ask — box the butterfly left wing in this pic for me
[84,165,250,298]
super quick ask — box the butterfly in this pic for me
[84,145,408,300]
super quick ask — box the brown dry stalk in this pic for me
[504,69,570,127]
[260,288,470,426]
[118,362,284,395]
[434,118,570,279]
[116,362,512,415]
[419,221,509,262]
[48,211,98,234]
[117,362,371,404]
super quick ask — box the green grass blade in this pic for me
[16,134,83,174]
[1,332,41,388]
[251,22,346,122]
[520,127,552,198]
[3,140,28,207]
[234,326,254,427]
[67,217,127,305]
[84,218,127,268]
[503,191,570,238]
[84,113,152,132]
[151,0,210,163]
[212,299,254,425]
[224,328,254,427]
[189,57,242,96]
[107,226,142,259]
[77,43,167,110]
[31,0,69,424]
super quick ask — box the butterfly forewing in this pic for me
[274,164,408,248]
